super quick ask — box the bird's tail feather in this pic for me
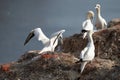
[80,61,87,73]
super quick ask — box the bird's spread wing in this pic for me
[35,28,50,45]
[51,30,65,38]
[51,30,65,45]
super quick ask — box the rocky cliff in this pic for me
[0,19,120,80]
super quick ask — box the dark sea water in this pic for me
[0,0,120,63]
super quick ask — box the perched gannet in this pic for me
[95,4,107,30]
[24,28,65,54]
[80,30,95,73]
[82,11,94,38]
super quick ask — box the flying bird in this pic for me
[80,30,95,73]
[24,28,65,54]
[82,10,94,38]
[95,4,107,30]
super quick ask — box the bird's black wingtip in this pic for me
[24,31,35,46]
[24,42,27,46]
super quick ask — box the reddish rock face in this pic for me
[0,63,11,72]
[41,53,59,59]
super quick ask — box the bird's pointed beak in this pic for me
[95,6,98,9]
[24,31,35,46]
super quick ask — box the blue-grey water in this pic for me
[0,0,120,63]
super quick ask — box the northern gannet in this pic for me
[24,28,65,54]
[95,4,107,30]
[80,30,95,73]
[82,11,94,38]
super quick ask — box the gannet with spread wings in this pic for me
[24,28,65,54]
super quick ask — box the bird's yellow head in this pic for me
[87,10,94,20]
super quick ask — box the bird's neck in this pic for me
[96,8,101,17]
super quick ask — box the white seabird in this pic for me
[95,4,107,30]
[80,30,95,73]
[82,11,94,38]
[24,28,65,54]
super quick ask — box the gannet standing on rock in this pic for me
[82,11,94,38]
[95,4,107,30]
[80,30,95,73]
[24,28,65,54]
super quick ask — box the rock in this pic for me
[0,52,80,80]
[0,52,119,80]
[107,18,120,28]
[62,23,120,61]
[0,19,120,80]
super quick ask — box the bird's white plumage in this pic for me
[40,29,65,53]
[25,28,65,54]
[80,62,87,73]
[82,11,94,39]
[80,30,95,73]
[34,28,49,45]
[82,19,94,31]
[49,30,65,52]
[80,47,88,59]
[51,30,65,38]
[95,4,107,30]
